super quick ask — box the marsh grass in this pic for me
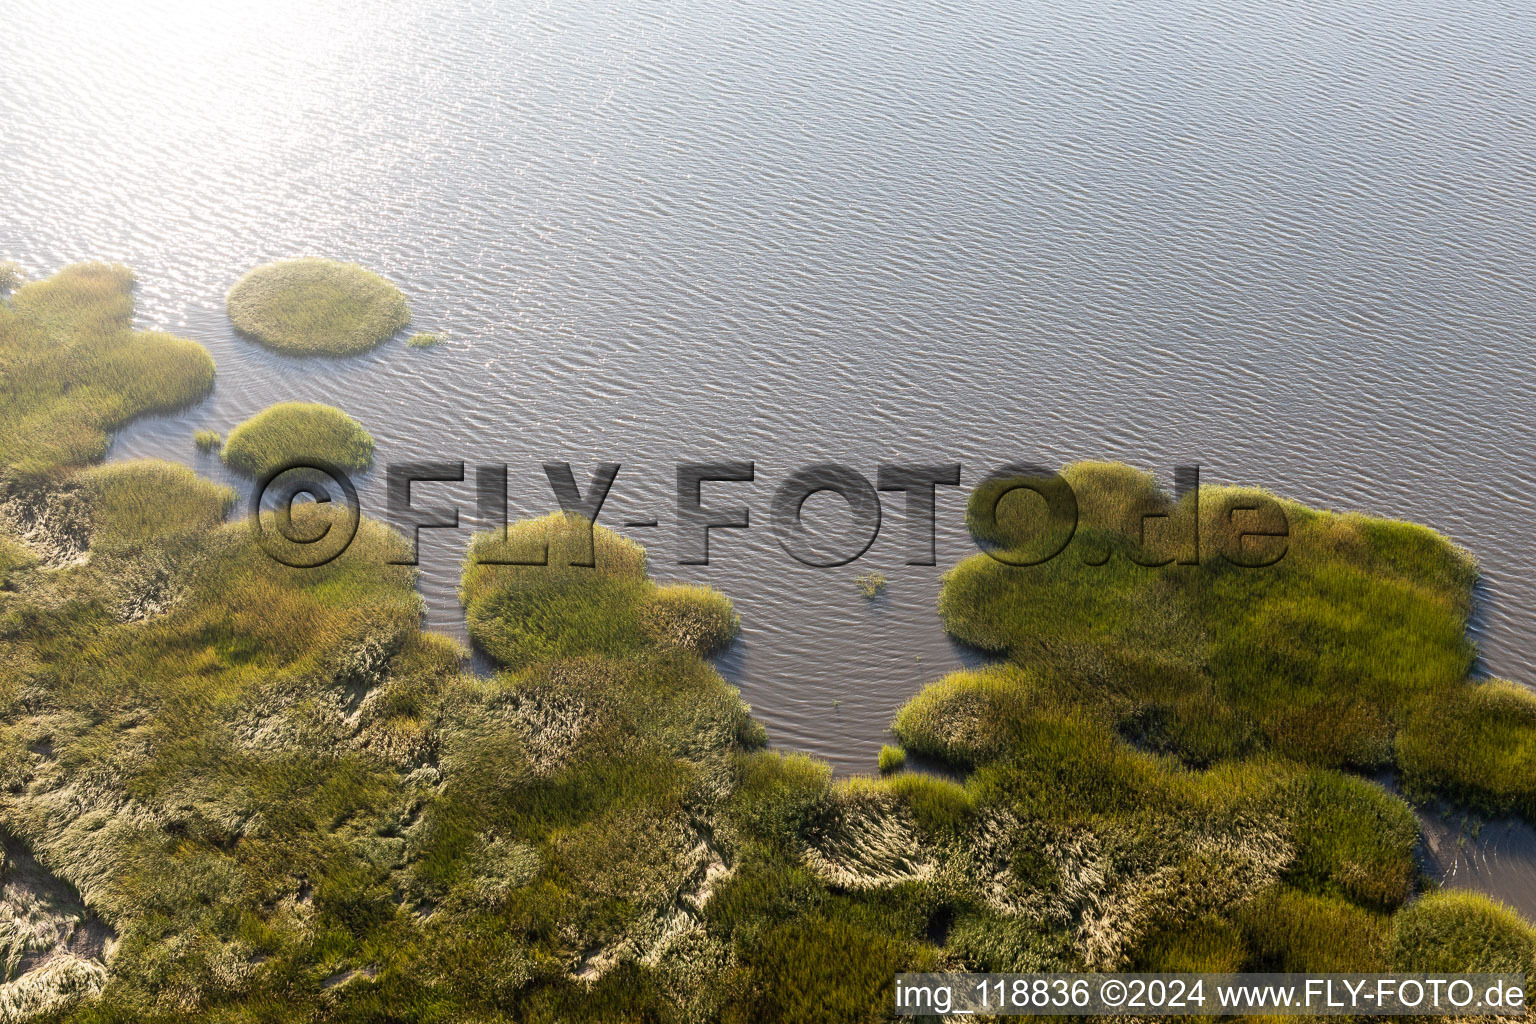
[2,426,1532,1019]
[856,572,887,598]
[1283,770,1419,910]
[227,259,410,356]
[77,460,234,550]
[0,468,458,1018]
[642,583,741,655]
[1397,680,1536,818]
[406,332,442,349]
[221,402,374,478]
[192,428,221,453]
[877,745,904,774]
[1388,891,1536,973]
[873,458,1536,985]
[0,263,214,480]
[0,261,22,293]
[1239,888,1391,972]
[462,513,738,669]
[938,461,1488,781]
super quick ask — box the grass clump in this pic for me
[0,260,23,292]
[877,745,905,774]
[406,331,443,348]
[877,459,1536,983]
[221,401,374,477]
[892,664,1043,767]
[725,914,921,1024]
[227,258,409,355]
[1396,680,1536,818]
[1134,915,1247,972]
[462,512,650,669]
[856,572,886,598]
[642,582,740,655]
[0,262,214,480]
[1283,770,1419,910]
[192,428,222,453]
[462,513,741,668]
[1389,891,1536,973]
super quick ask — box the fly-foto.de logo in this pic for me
[250,461,1288,571]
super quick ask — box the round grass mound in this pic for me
[227,258,409,355]
[1389,891,1536,973]
[222,402,374,478]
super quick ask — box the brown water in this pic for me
[3,0,1535,903]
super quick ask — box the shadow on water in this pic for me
[463,637,501,679]
[1466,574,1497,681]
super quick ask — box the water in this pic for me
[3,0,1535,893]
[1395,782,1536,922]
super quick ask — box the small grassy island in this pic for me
[221,401,374,477]
[227,258,410,355]
[406,331,442,349]
[3,263,1536,1021]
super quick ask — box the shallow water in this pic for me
[3,0,1536,903]
[1418,811,1536,922]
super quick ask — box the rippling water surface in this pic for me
[3,0,1535,799]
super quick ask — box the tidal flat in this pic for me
[0,263,1534,1021]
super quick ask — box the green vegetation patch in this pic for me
[1397,680,1536,818]
[893,664,1045,766]
[642,582,741,655]
[463,513,738,668]
[938,461,1486,780]
[0,489,461,1017]
[1283,770,1420,910]
[877,744,905,774]
[3,392,1534,1023]
[227,258,410,355]
[0,262,214,481]
[221,401,374,477]
[877,459,1536,994]
[406,331,442,349]
[1238,888,1391,972]
[1389,891,1536,973]
[192,428,221,452]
